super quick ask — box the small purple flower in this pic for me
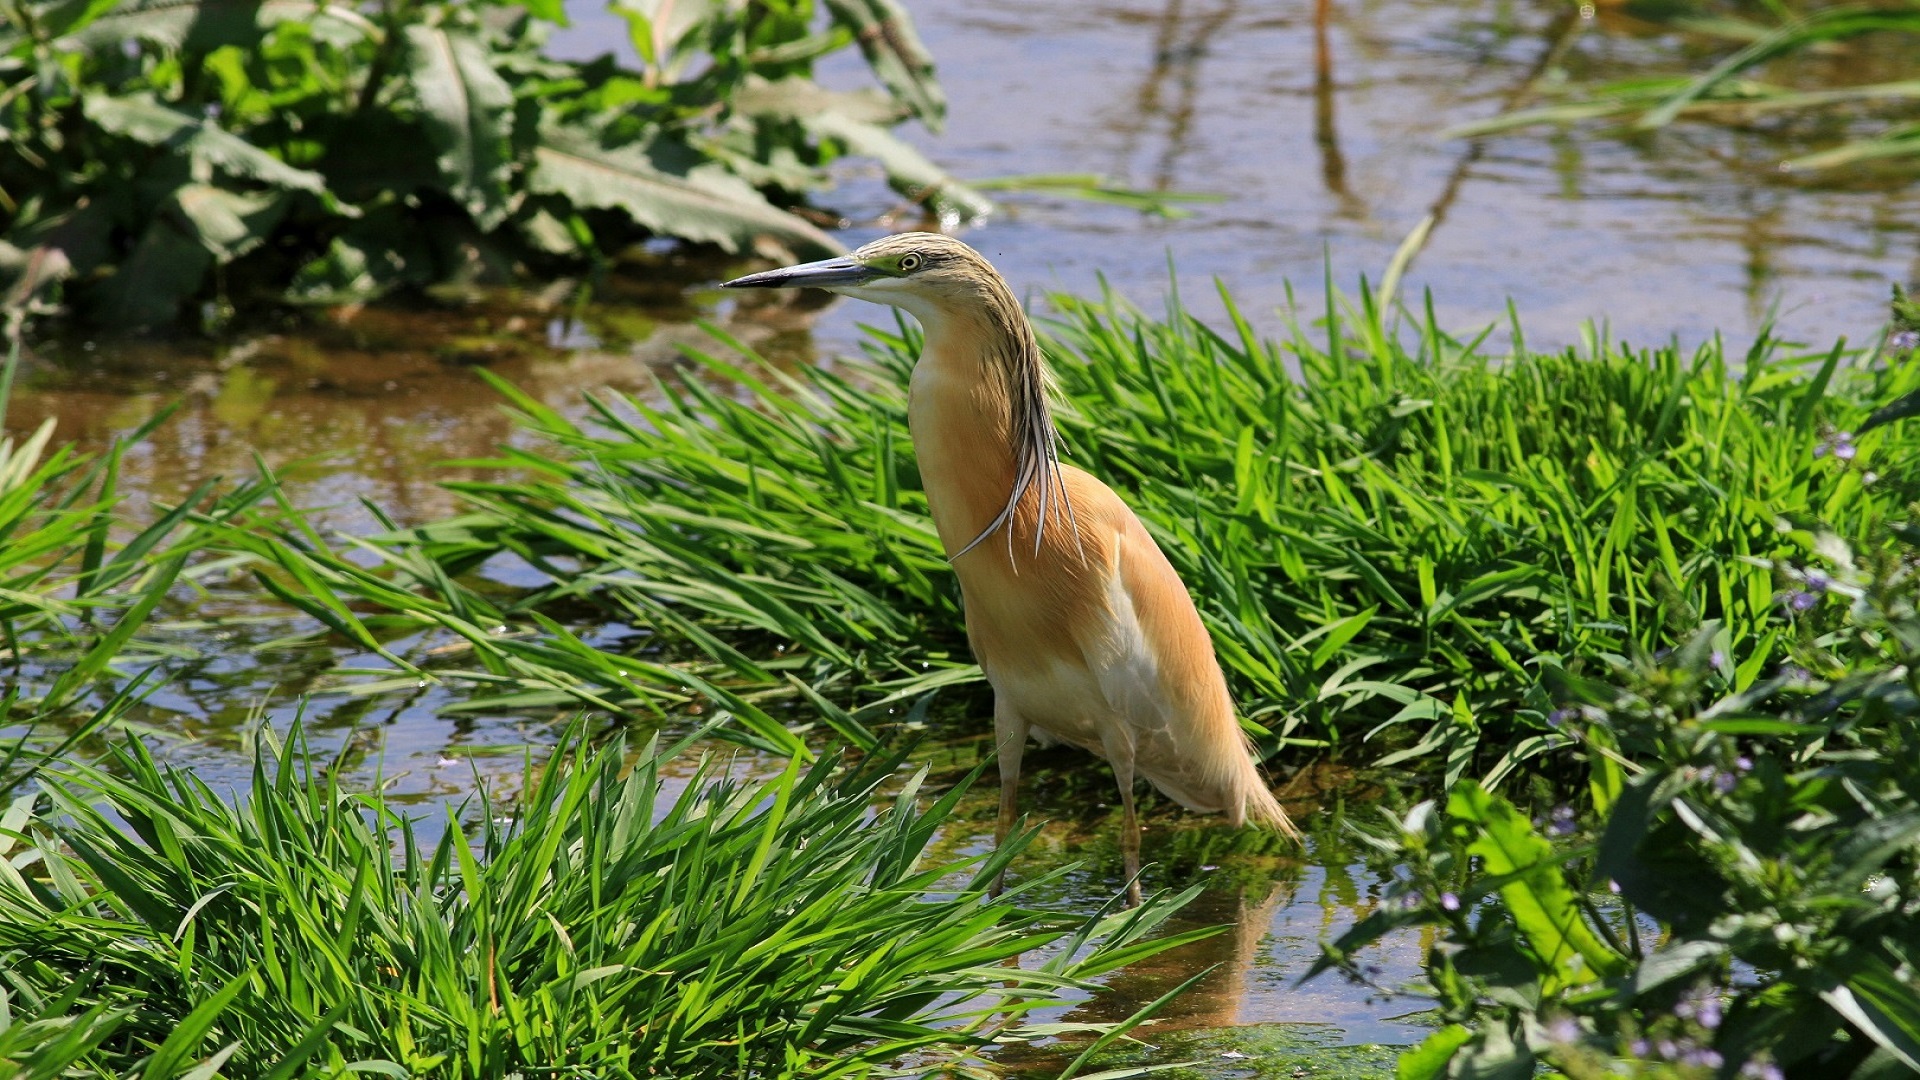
[1440,892,1461,911]
[1609,878,1622,894]
[1656,1038,1680,1060]
[1714,770,1737,794]
[1687,1048,1725,1068]
[1815,430,1857,461]
[1547,708,1573,728]
[1891,329,1920,353]
[1710,650,1727,668]
[1678,984,1725,1030]
[121,38,141,59]
[204,102,223,120]
[1401,892,1423,910]
[1787,590,1819,612]
[1735,755,1754,772]
[1545,1016,1581,1044]
[1545,805,1577,837]
[1631,1038,1652,1058]
[1742,1060,1784,1080]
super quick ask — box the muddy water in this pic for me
[10,0,1920,1071]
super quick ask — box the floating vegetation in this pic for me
[1450,2,1920,176]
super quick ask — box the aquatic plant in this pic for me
[217,282,1920,775]
[0,334,273,730]
[0,0,980,327]
[1313,524,1920,1079]
[0,718,1208,1077]
[1451,2,1920,175]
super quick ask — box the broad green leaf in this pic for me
[87,182,289,325]
[530,128,842,258]
[403,25,517,230]
[731,76,903,127]
[1447,1021,1533,1080]
[1822,966,1920,1074]
[514,0,567,25]
[81,92,332,197]
[285,207,435,304]
[615,0,722,77]
[1628,939,1727,995]
[52,0,377,53]
[31,0,125,42]
[86,209,213,327]
[1449,781,1626,990]
[824,0,945,130]
[1398,1024,1472,1080]
[169,184,291,260]
[803,109,992,225]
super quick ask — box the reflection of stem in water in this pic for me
[1313,0,1365,217]
[1735,171,1783,328]
[1121,0,1239,193]
[1396,6,1584,279]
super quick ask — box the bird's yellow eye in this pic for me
[898,253,922,272]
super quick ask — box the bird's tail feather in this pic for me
[1232,731,1302,841]
[1238,763,1302,841]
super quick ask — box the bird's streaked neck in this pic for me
[908,317,1017,559]
[896,287,1056,563]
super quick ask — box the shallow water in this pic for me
[745,0,1920,350]
[9,0,1918,1071]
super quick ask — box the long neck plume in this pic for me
[902,265,1075,557]
[911,275,1073,561]
[956,284,1071,559]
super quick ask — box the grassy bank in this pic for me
[221,284,1920,781]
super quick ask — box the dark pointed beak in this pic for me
[720,256,875,291]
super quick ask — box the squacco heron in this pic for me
[723,233,1299,904]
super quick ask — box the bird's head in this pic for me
[720,232,1005,328]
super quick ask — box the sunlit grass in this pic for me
[217,283,1920,780]
[2,278,1916,1078]
[0,718,1209,1077]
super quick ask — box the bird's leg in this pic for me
[990,702,1028,898]
[1100,728,1143,908]
[1116,762,1143,909]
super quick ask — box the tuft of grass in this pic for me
[0,332,274,766]
[1042,285,1917,781]
[0,718,1211,1078]
[215,283,1920,779]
